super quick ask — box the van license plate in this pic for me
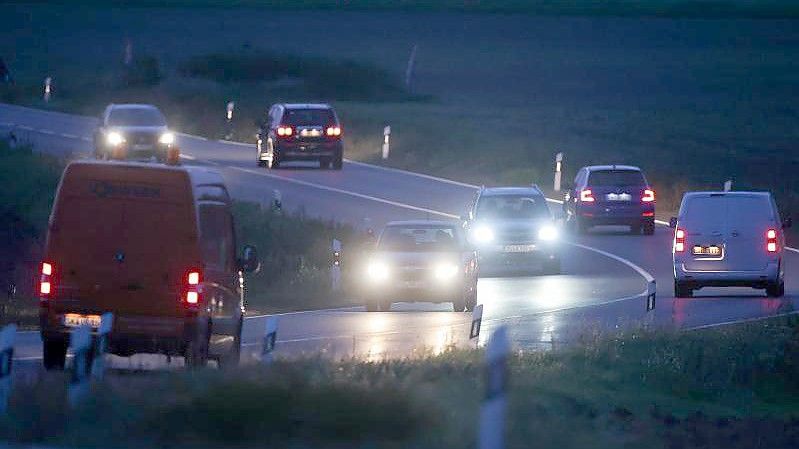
[503,244,536,253]
[692,245,722,256]
[63,313,102,328]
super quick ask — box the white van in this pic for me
[671,191,791,298]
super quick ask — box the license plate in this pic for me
[300,129,321,137]
[503,244,536,253]
[403,280,424,289]
[63,313,102,328]
[606,193,632,201]
[133,144,153,150]
[692,245,722,256]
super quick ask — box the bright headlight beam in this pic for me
[159,132,175,145]
[106,132,124,146]
[434,263,459,280]
[538,225,559,241]
[366,261,390,282]
[471,225,494,243]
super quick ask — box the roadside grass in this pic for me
[3,316,799,448]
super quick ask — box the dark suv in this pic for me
[256,103,343,170]
[563,165,655,235]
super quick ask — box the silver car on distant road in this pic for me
[93,104,176,161]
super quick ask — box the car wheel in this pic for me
[269,155,281,169]
[320,157,332,169]
[674,280,693,298]
[185,327,210,369]
[218,318,242,369]
[766,280,785,298]
[42,337,68,371]
[542,258,561,275]
[333,154,343,170]
[643,221,655,235]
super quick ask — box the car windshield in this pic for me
[476,195,550,220]
[378,226,460,251]
[283,108,335,126]
[108,108,166,126]
[588,170,646,186]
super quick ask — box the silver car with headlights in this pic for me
[93,104,176,162]
[464,186,562,275]
[363,221,478,312]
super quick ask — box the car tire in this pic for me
[332,154,343,170]
[320,157,332,169]
[766,280,785,298]
[185,327,210,369]
[543,258,561,275]
[674,280,693,298]
[643,221,655,236]
[42,337,68,371]
[218,318,242,369]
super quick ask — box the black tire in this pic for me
[332,154,343,170]
[542,258,561,275]
[674,280,693,298]
[185,327,210,369]
[218,318,242,369]
[319,157,332,169]
[643,221,655,236]
[766,280,785,298]
[43,337,68,371]
[257,158,266,167]
[270,155,281,169]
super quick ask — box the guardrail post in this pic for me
[331,239,342,291]
[553,152,563,192]
[43,77,52,103]
[90,313,113,381]
[382,126,391,160]
[0,324,16,414]
[261,316,278,365]
[470,304,484,342]
[68,325,92,406]
[723,179,732,192]
[479,325,509,449]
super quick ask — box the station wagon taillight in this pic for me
[642,189,655,203]
[276,126,293,137]
[40,262,53,297]
[767,229,778,253]
[674,229,686,253]
[185,270,202,305]
[326,126,341,137]
[580,189,595,202]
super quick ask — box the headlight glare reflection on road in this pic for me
[471,225,494,244]
[106,132,124,146]
[366,260,390,282]
[159,132,175,145]
[434,262,459,281]
[538,225,559,241]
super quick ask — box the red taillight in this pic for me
[184,270,202,305]
[277,126,293,137]
[40,282,51,295]
[674,228,686,252]
[767,229,778,252]
[186,291,199,304]
[580,189,595,202]
[642,189,655,203]
[188,271,200,285]
[326,126,341,137]
[40,262,53,297]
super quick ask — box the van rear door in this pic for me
[723,194,775,272]
[680,195,727,272]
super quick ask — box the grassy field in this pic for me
[3,316,799,447]
[2,5,799,219]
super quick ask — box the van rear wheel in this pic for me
[766,280,785,298]
[218,318,242,369]
[674,280,693,298]
[43,337,68,371]
[185,329,210,369]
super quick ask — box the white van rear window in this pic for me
[683,195,772,229]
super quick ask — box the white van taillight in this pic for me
[40,262,53,297]
[642,189,655,203]
[277,126,293,137]
[185,270,202,305]
[674,229,686,253]
[326,126,341,137]
[767,229,778,253]
[580,189,595,202]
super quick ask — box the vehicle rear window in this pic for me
[587,170,645,186]
[282,109,335,126]
[108,108,166,127]
[476,195,550,220]
[682,195,773,229]
[379,226,460,252]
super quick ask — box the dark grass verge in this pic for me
[3,317,799,448]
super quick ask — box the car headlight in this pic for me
[159,132,175,145]
[434,263,459,281]
[538,225,559,241]
[366,260,390,282]
[471,225,494,244]
[106,132,125,146]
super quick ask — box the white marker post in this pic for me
[382,125,391,160]
[225,101,235,140]
[646,280,656,312]
[723,179,732,192]
[43,77,52,103]
[90,313,113,381]
[479,325,510,449]
[331,239,342,291]
[405,44,418,92]
[0,324,16,414]
[470,304,484,341]
[272,189,282,213]
[123,38,133,66]
[553,152,564,192]
[68,325,92,406]
[261,316,278,365]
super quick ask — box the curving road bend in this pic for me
[2,103,796,367]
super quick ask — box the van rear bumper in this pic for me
[674,262,779,286]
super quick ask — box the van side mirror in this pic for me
[783,217,793,229]
[239,245,261,273]
[669,217,678,228]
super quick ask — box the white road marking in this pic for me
[568,242,655,283]
[60,133,78,139]
[179,154,196,160]
[39,129,55,135]
[217,139,253,147]
[177,132,206,141]
[685,310,799,331]
[343,158,479,189]
[17,125,33,130]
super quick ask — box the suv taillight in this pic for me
[580,189,595,202]
[40,262,53,297]
[184,270,202,305]
[326,126,341,137]
[642,189,655,203]
[674,229,686,253]
[276,126,293,137]
[767,229,778,253]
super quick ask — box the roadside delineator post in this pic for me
[553,152,564,192]
[90,313,114,381]
[68,325,92,406]
[272,189,282,213]
[261,316,278,365]
[479,325,510,449]
[404,44,418,93]
[470,304,484,341]
[123,38,133,66]
[43,77,52,103]
[331,239,342,291]
[723,179,732,192]
[225,101,235,140]
[646,280,656,312]
[382,126,391,160]
[0,324,16,414]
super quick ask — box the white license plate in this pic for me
[503,244,536,253]
[403,281,425,289]
[606,193,632,201]
[63,313,102,328]
[133,144,153,150]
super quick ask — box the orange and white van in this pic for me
[39,161,259,369]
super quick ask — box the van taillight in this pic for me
[674,229,686,253]
[326,126,341,137]
[277,126,293,137]
[642,189,655,203]
[40,262,53,297]
[580,189,595,202]
[767,229,778,253]
[185,270,202,305]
